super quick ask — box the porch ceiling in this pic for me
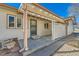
[27,10,54,21]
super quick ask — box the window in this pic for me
[8,15,15,28]
[7,14,22,29]
[44,23,49,29]
[17,15,22,28]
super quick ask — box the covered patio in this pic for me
[21,3,65,52]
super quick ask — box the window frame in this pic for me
[16,14,23,29]
[7,14,23,29]
[44,23,49,29]
[7,14,16,29]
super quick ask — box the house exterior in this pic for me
[20,3,74,50]
[19,3,65,38]
[0,3,74,50]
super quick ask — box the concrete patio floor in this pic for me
[20,35,57,55]
[19,35,53,49]
[28,36,53,49]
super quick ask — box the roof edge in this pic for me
[0,3,18,10]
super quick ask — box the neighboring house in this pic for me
[0,3,74,50]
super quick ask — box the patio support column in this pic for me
[23,3,28,50]
[52,20,55,40]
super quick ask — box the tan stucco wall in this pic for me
[0,12,23,40]
[28,16,52,38]
[67,21,73,35]
[54,23,66,39]
[37,19,52,37]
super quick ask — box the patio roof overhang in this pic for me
[27,10,55,21]
[19,3,65,24]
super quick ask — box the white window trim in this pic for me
[7,15,16,29]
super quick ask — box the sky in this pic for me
[5,3,20,9]
[5,3,79,22]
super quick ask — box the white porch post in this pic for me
[52,20,55,40]
[23,4,28,50]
